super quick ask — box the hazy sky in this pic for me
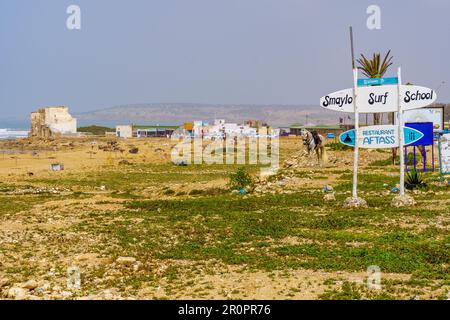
[1,0,449,120]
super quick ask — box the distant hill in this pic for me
[75,103,346,127]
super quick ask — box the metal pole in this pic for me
[350,27,355,69]
[352,68,359,198]
[397,67,405,196]
[349,27,359,198]
[438,134,443,181]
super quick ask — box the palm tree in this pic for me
[356,50,393,125]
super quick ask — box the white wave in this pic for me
[0,128,29,140]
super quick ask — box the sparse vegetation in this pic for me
[0,136,448,300]
[77,125,115,136]
[227,167,253,191]
[405,171,427,190]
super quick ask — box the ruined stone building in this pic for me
[30,106,77,138]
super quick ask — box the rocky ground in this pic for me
[0,136,448,300]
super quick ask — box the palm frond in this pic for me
[356,50,394,78]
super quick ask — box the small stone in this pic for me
[133,261,143,272]
[78,295,97,300]
[22,280,39,290]
[52,285,62,292]
[7,287,28,300]
[0,277,10,287]
[323,192,336,202]
[116,257,137,266]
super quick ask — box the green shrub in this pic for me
[405,171,427,190]
[163,189,176,195]
[369,156,399,167]
[189,189,204,196]
[228,167,253,191]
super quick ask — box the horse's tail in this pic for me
[319,135,328,164]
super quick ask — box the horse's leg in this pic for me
[320,146,324,165]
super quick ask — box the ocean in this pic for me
[0,128,29,140]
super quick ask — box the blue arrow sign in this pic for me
[357,77,399,87]
[339,125,424,148]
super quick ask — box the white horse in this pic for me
[302,129,327,164]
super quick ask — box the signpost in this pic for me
[323,27,439,207]
[320,65,437,206]
[357,77,398,87]
[438,133,450,181]
[320,85,437,113]
[403,107,445,132]
[339,125,423,148]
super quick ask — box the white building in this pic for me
[191,120,275,139]
[116,125,133,138]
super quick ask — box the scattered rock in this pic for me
[38,281,51,291]
[52,285,62,292]
[7,287,28,300]
[116,257,137,266]
[129,147,139,154]
[0,278,10,288]
[118,160,132,166]
[22,280,38,290]
[133,261,143,272]
[173,159,188,166]
[61,291,73,298]
[323,192,336,202]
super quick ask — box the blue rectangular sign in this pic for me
[405,122,434,146]
[357,77,399,87]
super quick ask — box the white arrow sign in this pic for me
[320,85,436,113]
[339,125,424,149]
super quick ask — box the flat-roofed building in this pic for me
[116,125,179,138]
[289,124,354,137]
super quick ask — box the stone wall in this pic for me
[30,107,77,138]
